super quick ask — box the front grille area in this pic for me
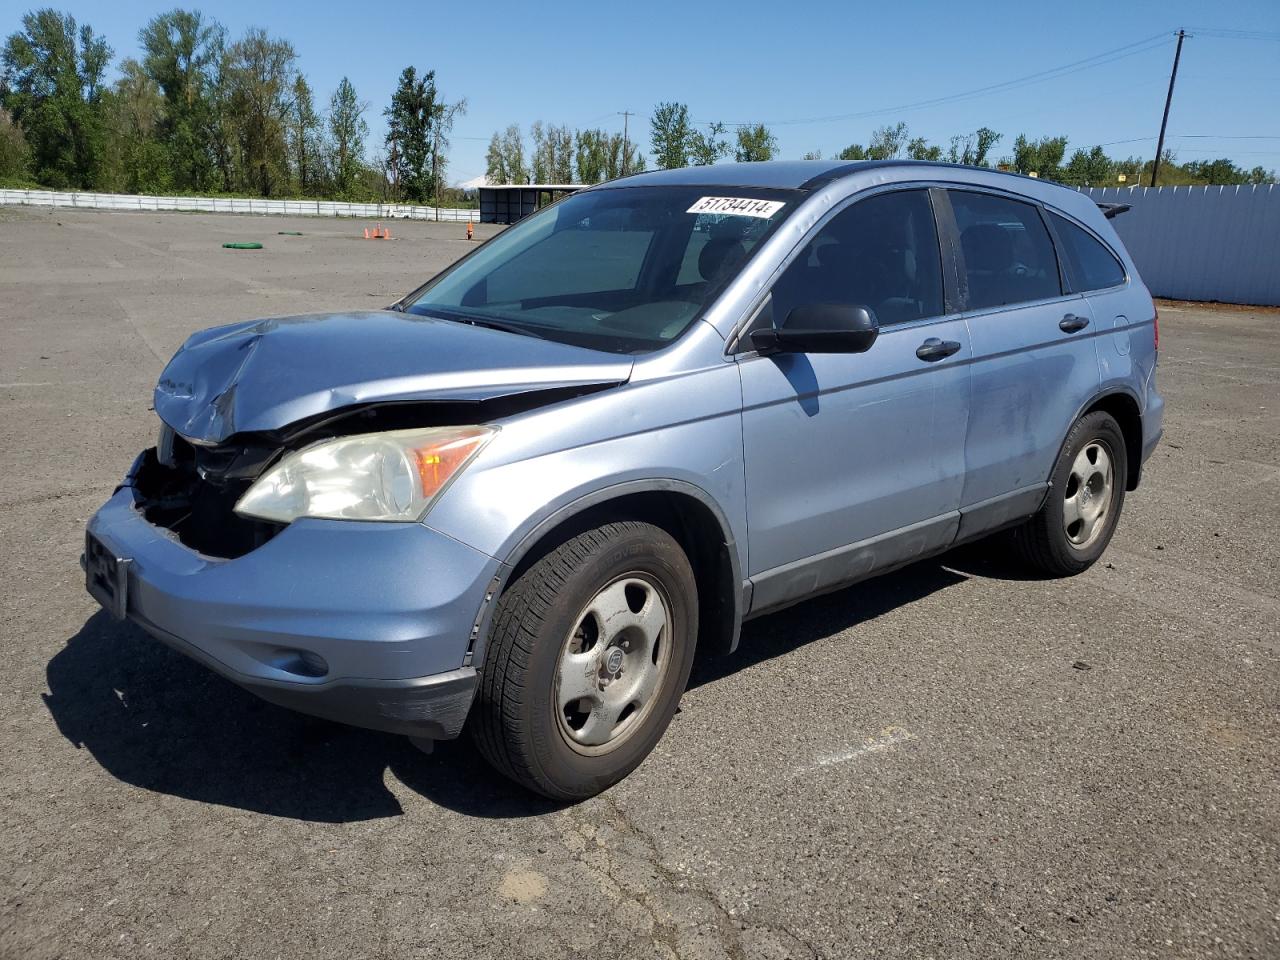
[131,435,284,559]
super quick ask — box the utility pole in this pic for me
[1151,29,1187,188]
[619,111,634,176]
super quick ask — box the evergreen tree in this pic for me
[328,76,367,197]
[384,66,436,201]
[287,73,320,193]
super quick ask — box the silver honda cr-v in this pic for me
[85,160,1163,798]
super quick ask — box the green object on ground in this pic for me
[222,242,263,249]
[277,231,303,236]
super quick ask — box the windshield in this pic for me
[404,185,799,353]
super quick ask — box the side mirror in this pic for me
[750,304,879,355]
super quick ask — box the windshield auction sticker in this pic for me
[686,196,786,219]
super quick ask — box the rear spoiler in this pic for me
[1096,202,1131,219]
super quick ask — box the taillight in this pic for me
[1153,307,1159,352]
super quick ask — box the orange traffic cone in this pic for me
[466,222,474,241]
[363,227,370,239]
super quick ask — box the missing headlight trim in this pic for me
[133,384,617,559]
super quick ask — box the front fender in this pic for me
[446,477,744,668]
[422,363,749,666]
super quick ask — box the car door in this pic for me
[737,188,972,614]
[941,188,1102,538]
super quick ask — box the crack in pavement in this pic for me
[557,796,824,960]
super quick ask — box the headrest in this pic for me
[698,237,746,282]
[961,224,1014,272]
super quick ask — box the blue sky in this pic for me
[14,0,1280,182]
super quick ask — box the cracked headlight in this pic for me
[234,425,495,523]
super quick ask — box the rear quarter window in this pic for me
[1049,212,1127,292]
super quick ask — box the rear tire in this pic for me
[471,521,698,800]
[1011,411,1128,576]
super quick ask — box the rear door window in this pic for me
[949,191,1062,310]
[1048,212,1126,292]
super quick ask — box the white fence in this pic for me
[0,188,481,222]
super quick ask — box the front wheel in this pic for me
[471,521,698,800]
[1011,411,1128,576]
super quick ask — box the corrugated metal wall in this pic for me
[1082,184,1280,306]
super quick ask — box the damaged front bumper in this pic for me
[83,455,503,740]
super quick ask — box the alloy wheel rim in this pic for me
[554,573,672,756]
[1063,439,1114,549]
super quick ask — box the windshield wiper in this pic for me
[416,308,549,342]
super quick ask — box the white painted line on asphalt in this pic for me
[800,725,917,775]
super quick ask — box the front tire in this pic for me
[1011,411,1128,576]
[471,521,698,800]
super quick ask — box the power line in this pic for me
[1099,136,1280,150]
[694,32,1174,129]
[1185,26,1280,42]
[1175,148,1280,156]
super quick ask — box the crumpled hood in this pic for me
[155,310,633,443]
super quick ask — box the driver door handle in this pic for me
[1059,313,1090,333]
[916,337,962,362]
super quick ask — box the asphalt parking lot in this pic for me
[1,205,1277,960]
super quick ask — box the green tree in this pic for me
[650,101,691,169]
[218,28,296,197]
[1183,157,1252,186]
[530,121,572,182]
[429,97,465,200]
[139,9,224,192]
[0,105,32,180]
[947,127,1001,166]
[484,130,508,184]
[384,65,436,201]
[802,149,822,160]
[287,74,321,194]
[574,127,609,183]
[865,122,908,160]
[1062,145,1112,186]
[100,57,171,193]
[689,120,728,166]
[1010,134,1067,180]
[328,76,367,197]
[485,123,527,185]
[906,137,942,161]
[837,143,868,160]
[1,9,112,188]
[734,123,777,162]
[606,131,643,179]
[972,127,1001,166]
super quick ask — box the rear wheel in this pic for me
[1011,411,1128,576]
[471,521,698,800]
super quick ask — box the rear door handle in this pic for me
[1059,313,1090,333]
[916,337,962,362]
